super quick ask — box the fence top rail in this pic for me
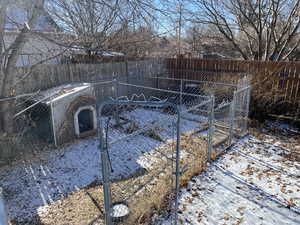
[235,85,251,94]
[92,80,114,86]
[165,57,300,66]
[99,99,179,109]
[150,76,238,88]
[215,102,232,111]
[118,82,211,99]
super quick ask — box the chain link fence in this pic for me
[94,81,212,225]
[97,100,180,225]
[0,74,250,224]
[144,76,251,157]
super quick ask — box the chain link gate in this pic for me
[144,76,251,158]
[232,77,251,137]
[97,99,181,225]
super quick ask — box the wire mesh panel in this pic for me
[142,76,241,158]
[146,76,237,104]
[212,101,232,154]
[0,74,251,224]
[233,77,251,137]
[117,77,244,161]
[95,79,213,225]
[98,99,181,225]
[0,91,56,163]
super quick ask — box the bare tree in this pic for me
[46,0,160,56]
[46,0,122,55]
[185,23,241,58]
[106,19,160,57]
[0,0,163,133]
[0,0,70,133]
[0,0,48,133]
[190,0,300,61]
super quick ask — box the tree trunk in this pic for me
[0,0,43,134]
[0,100,14,133]
[1,66,17,133]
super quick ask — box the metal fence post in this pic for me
[50,98,57,147]
[207,95,215,161]
[180,80,183,109]
[98,105,113,225]
[244,87,251,135]
[174,108,181,225]
[229,91,237,145]
[0,188,9,225]
[113,78,120,125]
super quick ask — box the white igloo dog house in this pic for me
[34,83,97,145]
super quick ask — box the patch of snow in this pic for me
[266,120,299,133]
[0,108,206,223]
[156,135,300,225]
[120,108,202,139]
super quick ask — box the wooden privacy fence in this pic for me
[165,58,300,106]
[165,58,300,73]
[14,59,164,95]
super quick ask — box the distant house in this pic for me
[4,2,64,66]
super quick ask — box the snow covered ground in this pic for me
[157,133,300,225]
[0,108,205,223]
[3,103,298,225]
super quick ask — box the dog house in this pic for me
[32,83,97,145]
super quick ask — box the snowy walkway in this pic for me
[158,135,300,225]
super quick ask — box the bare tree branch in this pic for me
[191,0,300,61]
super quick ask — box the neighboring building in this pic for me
[4,2,65,66]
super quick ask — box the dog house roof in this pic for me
[34,82,92,105]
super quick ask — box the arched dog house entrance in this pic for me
[74,106,97,137]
